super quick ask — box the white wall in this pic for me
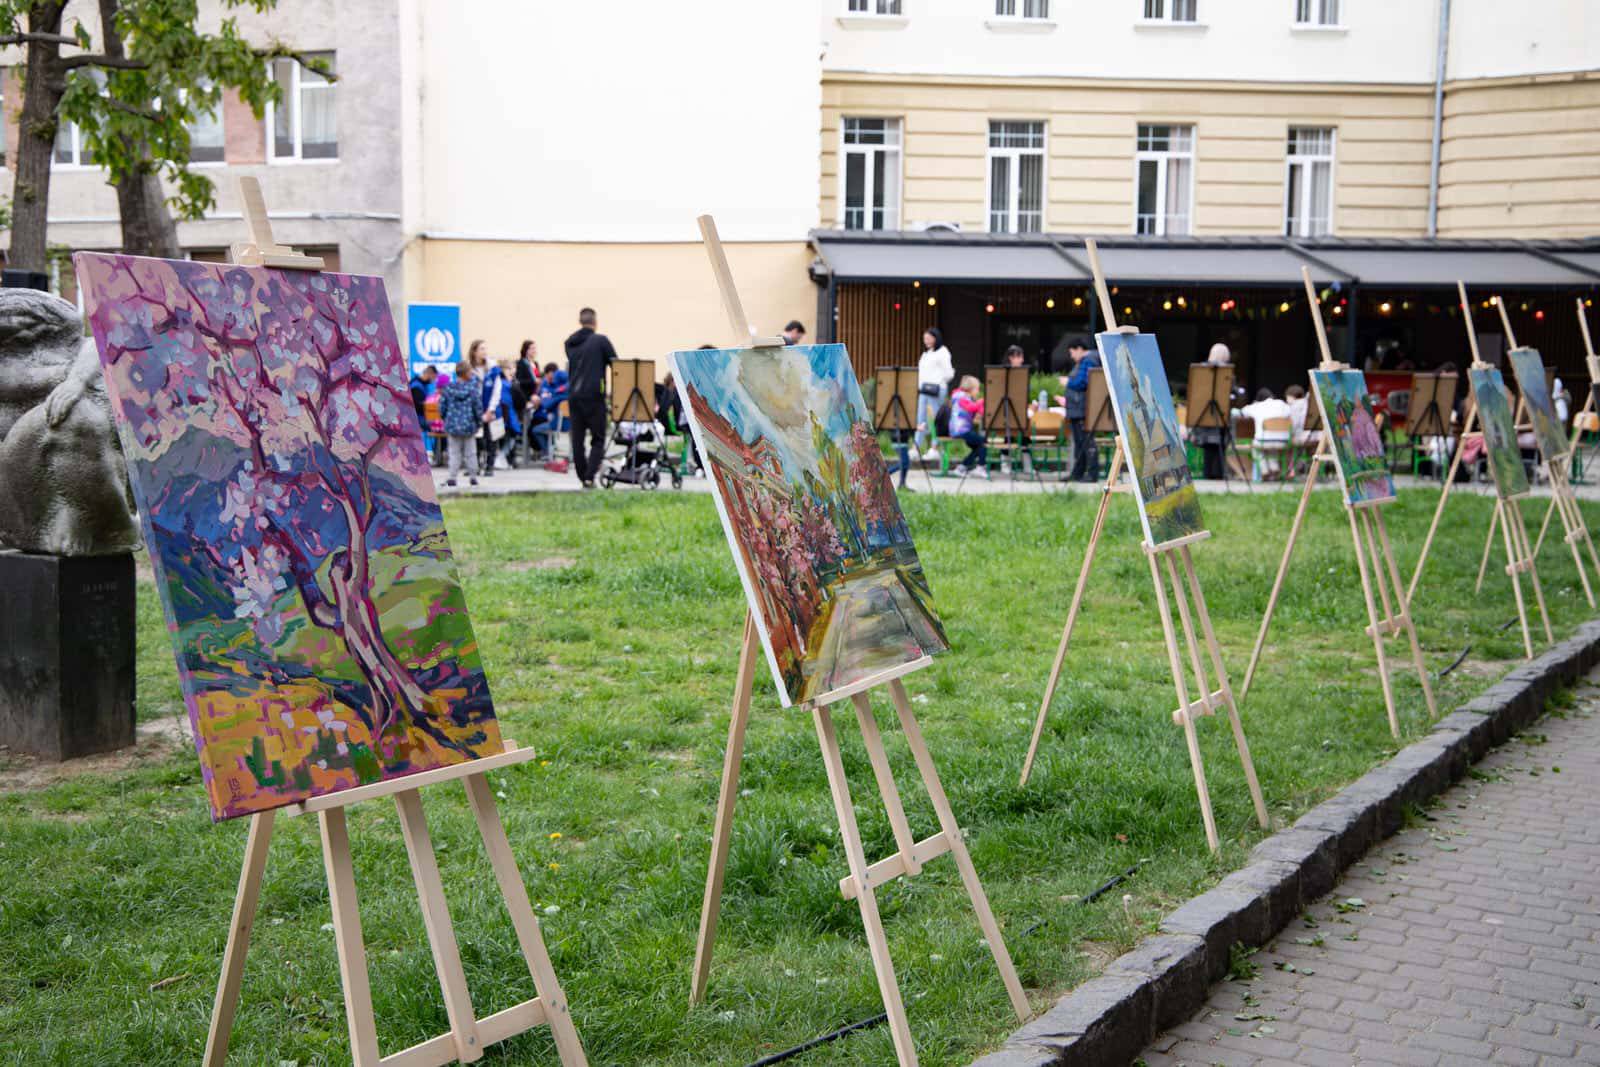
[821,0,1442,85]
[415,0,821,243]
[1446,0,1600,79]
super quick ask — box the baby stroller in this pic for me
[599,417,683,490]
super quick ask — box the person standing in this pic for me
[439,361,483,487]
[1062,337,1101,483]
[783,321,806,346]
[409,364,437,432]
[513,341,539,413]
[564,307,617,488]
[914,327,954,460]
[1196,342,1233,480]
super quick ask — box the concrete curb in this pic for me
[972,619,1600,1067]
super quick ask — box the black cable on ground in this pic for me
[1438,644,1473,679]
[745,1013,888,1067]
[1499,616,1520,632]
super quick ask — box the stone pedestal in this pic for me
[0,551,136,760]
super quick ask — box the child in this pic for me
[439,360,484,487]
[950,374,988,478]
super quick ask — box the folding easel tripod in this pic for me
[686,216,1027,1067]
[959,365,1046,492]
[1533,300,1600,556]
[1240,267,1436,739]
[877,367,936,493]
[1017,239,1268,853]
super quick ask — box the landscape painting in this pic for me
[668,344,948,706]
[1097,331,1205,547]
[1507,348,1567,463]
[1310,369,1396,506]
[76,253,502,821]
[1469,366,1531,499]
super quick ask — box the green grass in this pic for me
[1,487,1593,1066]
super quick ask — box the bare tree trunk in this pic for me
[9,2,69,274]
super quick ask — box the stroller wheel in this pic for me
[600,471,615,488]
[641,467,661,490]
[671,471,684,490]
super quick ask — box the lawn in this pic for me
[1,486,1593,1066]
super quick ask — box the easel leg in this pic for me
[1147,550,1219,851]
[319,807,382,1067]
[1408,411,1478,607]
[463,775,588,1066]
[1242,449,1322,699]
[1347,506,1401,738]
[1509,502,1554,645]
[1373,511,1438,719]
[1534,492,1558,558]
[1475,502,1500,594]
[1020,447,1124,786]
[1179,547,1269,829]
[1552,471,1596,607]
[812,704,917,1067]
[204,810,275,1067]
[690,613,759,1006]
[888,680,1029,1021]
[1498,500,1536,659]
[851,694,922,879]
[395,789,483,1062]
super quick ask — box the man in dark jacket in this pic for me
[564,307,617,487]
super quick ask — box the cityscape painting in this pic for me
[668,344,949,706]
[77,253,503,821]
[1469,366,1531,499]
[1097,331,1205,547]
[1310,369,1397,506]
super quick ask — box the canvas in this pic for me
[1097,331,1205,546]
[1507,348,1567,463]
[76,253,502,821]
[668,344,948,706]
[1469,366,1531,499]
[1310,369,1396,506]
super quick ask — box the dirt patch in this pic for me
[0,716,190,793]
[1077,940,1121,968]
[507,556,577,572]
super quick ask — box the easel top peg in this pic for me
[696,214,787,349]
[1492,293,1520,351]
[1457,280,1492,369]
[229,176,325,271]
[1084,238,1125,333]
[1300,265,1343,370]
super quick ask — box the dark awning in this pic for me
[810,230,1600,290]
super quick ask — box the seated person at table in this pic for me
[1286,383,1319,447]
[526,362,568,459]
[950,375,988,478]
[1241,387,1293,479]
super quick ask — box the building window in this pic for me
[1285,126,1334,237]
[1294,0,1341,25]
[988,121,1045,234]
[842,118,901,231]
[1143,0,1197,20]
[188,90,225,163]
[996,0,1050,16]
[267,52,336,162]
[54,121,93,167]
[847,0,902,13]
[1135,123,1194,235]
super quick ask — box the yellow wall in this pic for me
[1437,73,1600,237]
[415,240,817,372]
[822,73,1436,238]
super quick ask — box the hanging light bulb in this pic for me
[1520,302,1529,311]
[1046,297,1056,309]
[893,302,902,311]
[913,280,921,289]
[1535,309,1546,321]
[985,303,995,314]
[1123,306,1132,317]
[1403,301,1412,311]
[1333,305,1344,315]
[1176,295,1187,308]
[1279,301,1291,313]
[1073,296,1084,307]
[1380,302,1393,314]
[1163,300,1173,311]
[927,297,937,307]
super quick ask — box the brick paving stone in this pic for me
[1136,668,1600,1066]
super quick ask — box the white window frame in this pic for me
[845,0,902,13]
[266,53,337,164]
[1284,126,1335,237]
[184,85,226,168]
[53,120,94,169]
[994,0,1050,17]
[1134,123,1195,236]
[1293,0,1342,27]
[986,120,1046,235]
[839,117,902,232]
[1140,0,1198,22]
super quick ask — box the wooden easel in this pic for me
[1533,299,1600,556]
[1406,282,1552,659]
[204,178,588,1067]
[685,216,1027,1066]
[1239,267,1436,739]
[1018,239,1269,854]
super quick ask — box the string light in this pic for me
[1279,301,1291,313]
[1535,309,1546,321]
[927,297,936,307]
[985,303,995,314]
[913,280,921,288]
[1162,300,1173,310]
[1333,305,1344,315]
[1123,306,1132,317]
[1403,301,1412,310]
[893,302,902,311]
[1176,296,1187,308]
[1045,297,1056,309]
[1073,296,1084,307]
[1379,301,1393,314]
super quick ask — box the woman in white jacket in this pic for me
[914,327,955,459]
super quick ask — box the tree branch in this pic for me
[59,53,147,71]
[0,32,78,46]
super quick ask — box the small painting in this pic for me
[1097,331,1205,547]
[668,344,948,706]
[1506,348,1567,463]
[77,253,502,821]
[1469,366,1531,499]
[1310,369,1396,506]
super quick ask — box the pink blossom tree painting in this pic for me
[76,253,502,820]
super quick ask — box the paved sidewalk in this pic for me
[1141,669,1600,1067]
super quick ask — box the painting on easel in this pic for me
[1469,367,1531,498]
[1310,369,1396,506]
[76,253,502,821]
[669,344,948,706]
[1097,331,1204,546]
[1507,348,1567,463]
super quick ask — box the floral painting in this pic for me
[1507,348,1567,463]
[76,253,501,821]
[1097,331,1204,547]
[1310,369,1396,506]
[1469,366,1531,499]
[668,344,948,706]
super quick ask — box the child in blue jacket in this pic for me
[439,361,484,486]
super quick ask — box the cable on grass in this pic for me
[744,1013,888,1067]
[1438,644,1473,679]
